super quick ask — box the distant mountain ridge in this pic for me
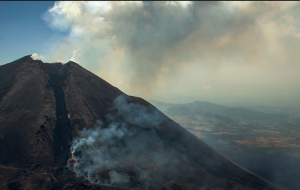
[149,100,290,122]
[242,105,300,115]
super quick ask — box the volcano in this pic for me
[0,55,284,190]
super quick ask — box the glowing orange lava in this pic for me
[67,154,93,183]
[84,176,94,183]
[67,154,78,177]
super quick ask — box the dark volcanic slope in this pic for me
[0,56,56,167]
[0,56,284,190]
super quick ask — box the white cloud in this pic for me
[31,53,45,61]
[41,1,300,106]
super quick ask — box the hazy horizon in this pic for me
[1,1,300,108]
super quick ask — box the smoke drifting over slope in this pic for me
[70,95,182,186]
[0,56,283,190]
[39,1,300,107]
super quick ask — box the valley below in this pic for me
[150,100,300,190]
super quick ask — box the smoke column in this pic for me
[69,94,186,187]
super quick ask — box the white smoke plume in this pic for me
[31,53,45,61]
[70,95,183,187]
[42,1,300,107]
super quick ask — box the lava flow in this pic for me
[67,154,93,183]
[84,176,94,184]
[67,154,78,177]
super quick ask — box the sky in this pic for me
[1,1,300,108]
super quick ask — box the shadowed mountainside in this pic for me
[0,56,285,190]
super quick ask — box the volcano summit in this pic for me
[0,55,283,190]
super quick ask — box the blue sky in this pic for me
[0,1,299,107]
[0,1,58,65]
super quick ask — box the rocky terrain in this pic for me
[0,55,285,190]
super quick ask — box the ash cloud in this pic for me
[70,95,182,186]
[42,1,300,107]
